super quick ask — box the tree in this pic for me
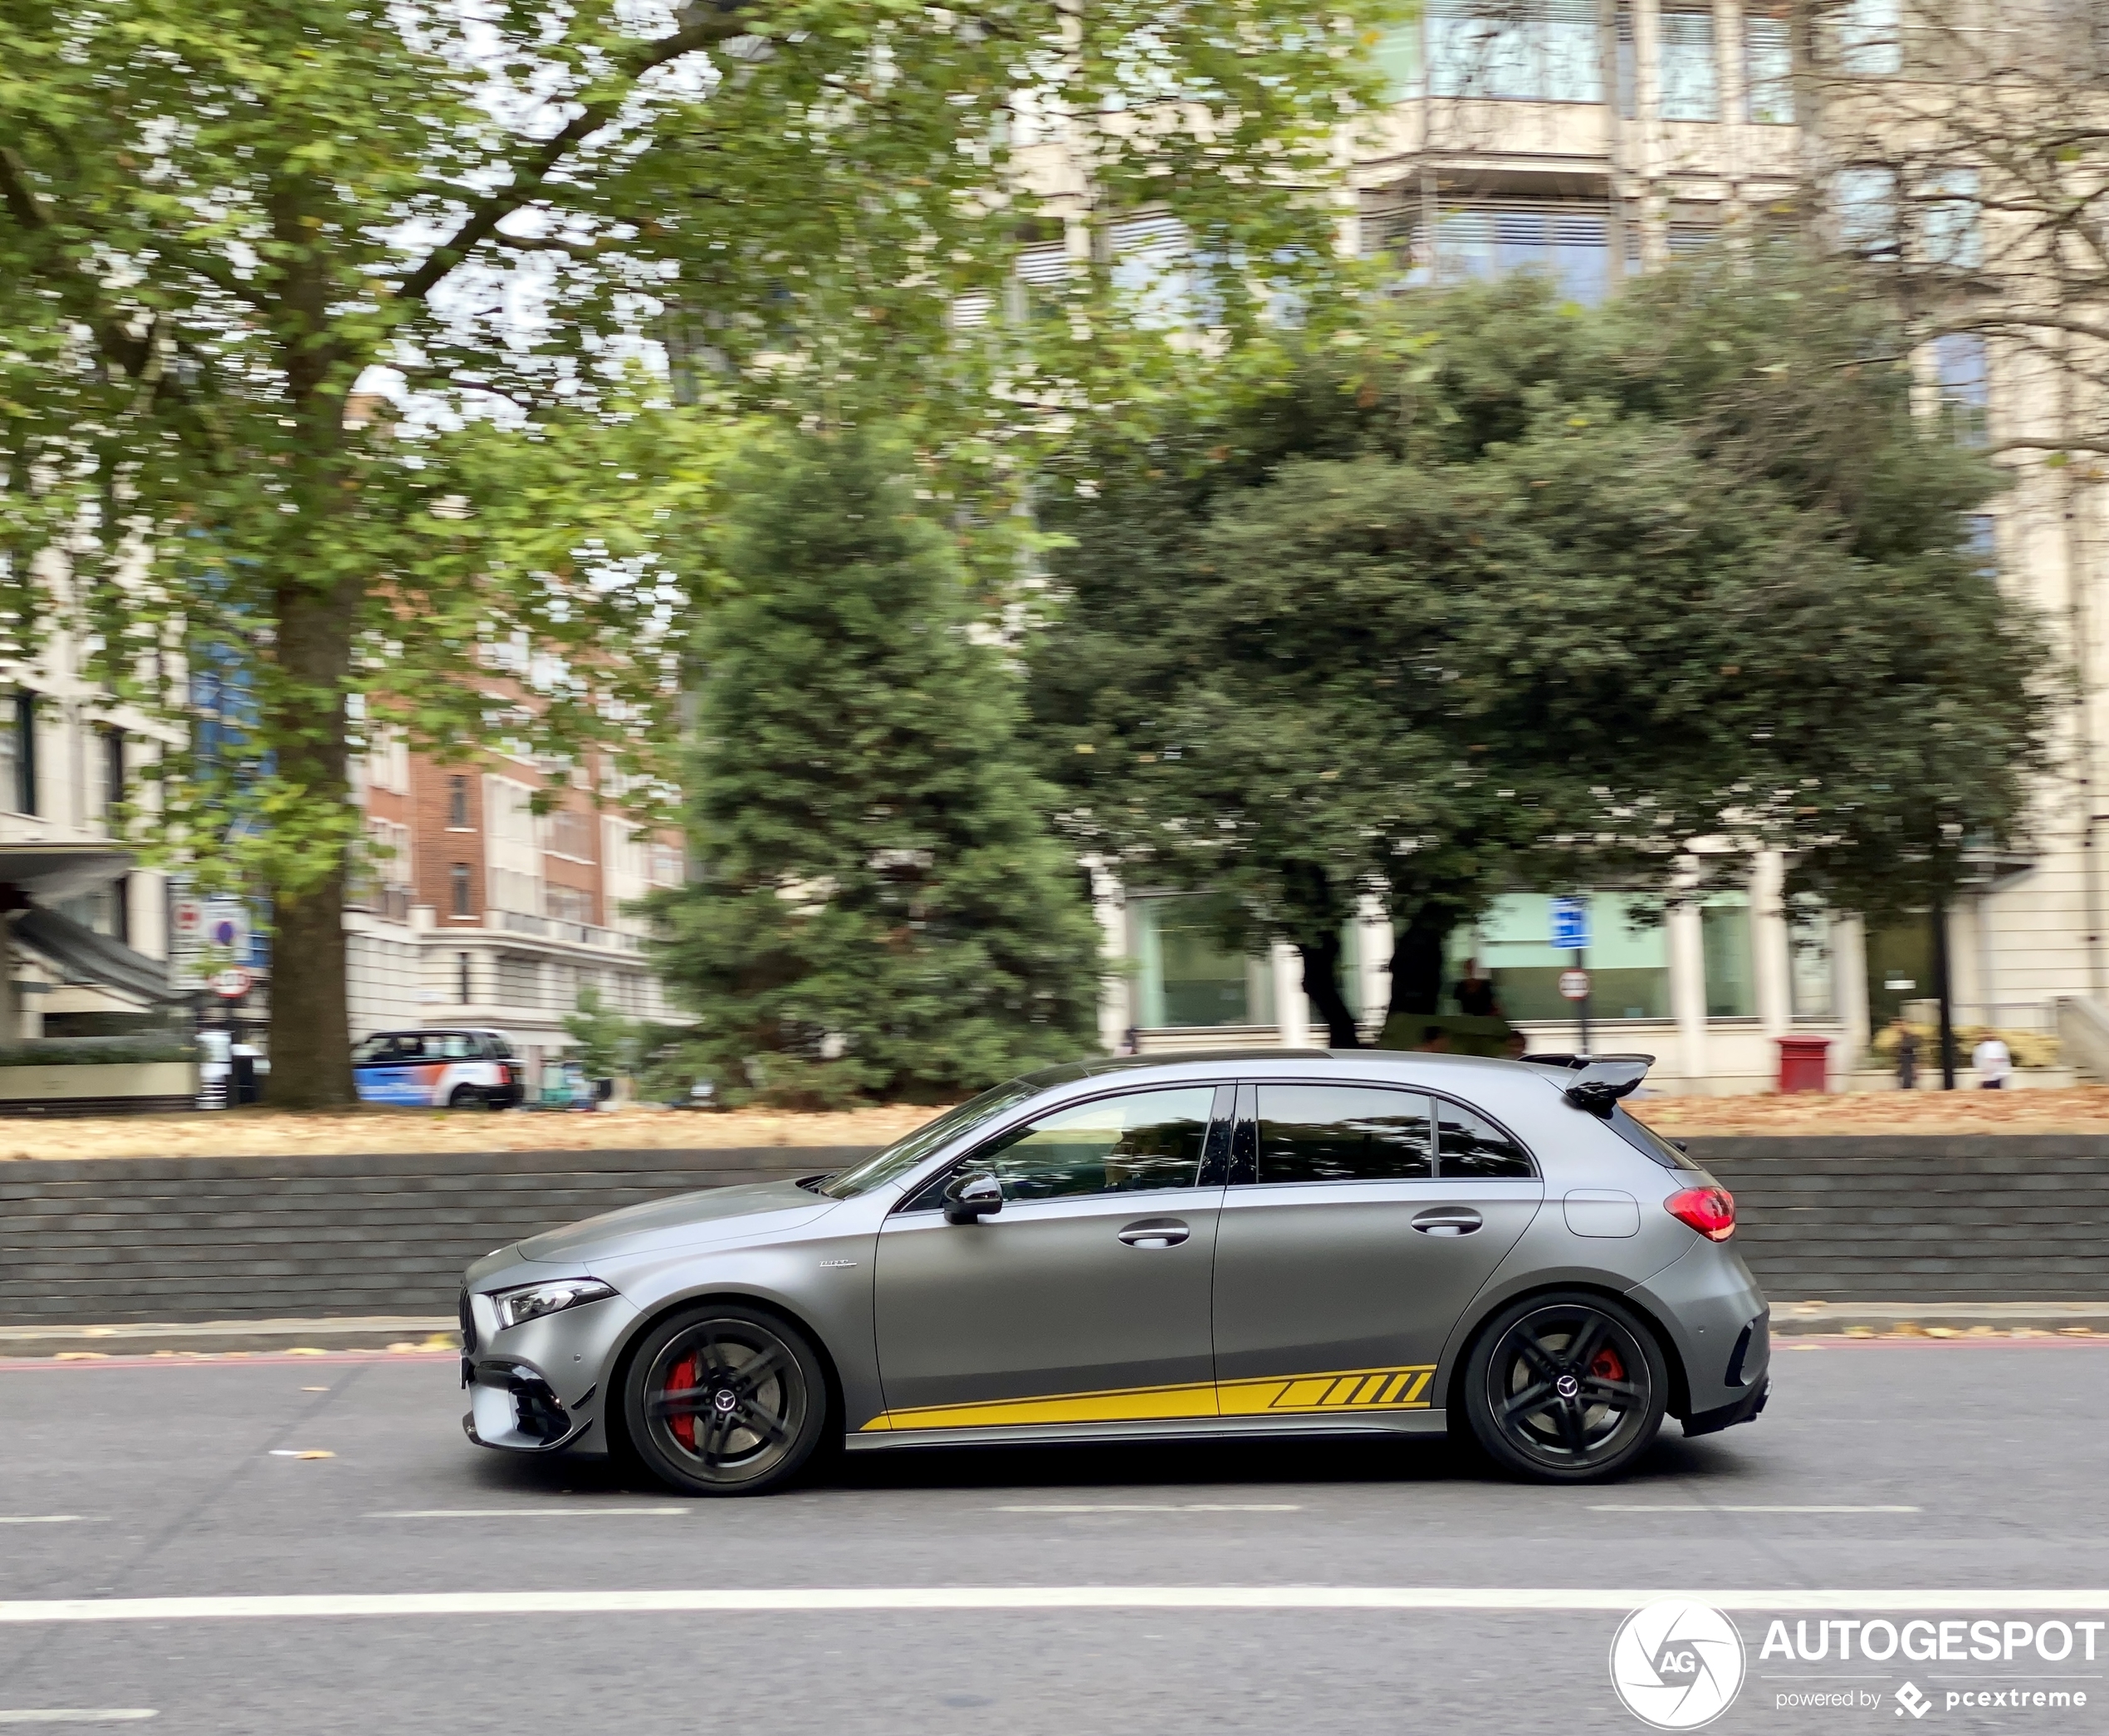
[1031,255,2057,1044]
[0,0,1392,1105]
[648,433,1103,1107]
[563,984,643,1083]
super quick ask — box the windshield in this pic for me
[817,1080,1040,1199]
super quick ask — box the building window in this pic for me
[458,951,472,1004]
[1934,334,1989,447]
[1468,893,1671,1020]
[1131,896,1277,1029]
[447,775,471,829]
[546,883,596,926]
[1788,902,1834,1020]
[100,727,125,823]
[1436,205,1612,304]
[1659,4,1719,119]
[1921,166,1981,269]
[1833,166,1898,257]
[449,863,473,917]
[1427,0,1604,102]
[1836,0,1901,74]
[1744,7,1793,121]
[0,692,37,816]
[1699,894,1756,1018]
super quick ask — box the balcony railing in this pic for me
[492,908,643,952]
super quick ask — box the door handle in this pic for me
[1412,1207,1483,1237]
[1118,1219,1190,1249]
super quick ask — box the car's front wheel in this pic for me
[623,1303,829,1496]
[1461,1292,1669,1483]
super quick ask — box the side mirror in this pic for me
[943,1172,1004,1225]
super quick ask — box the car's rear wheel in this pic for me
[623,1304,827,1496]
[448,1084,486,1110]
[1461,1292,1668,1483]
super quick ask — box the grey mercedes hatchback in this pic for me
[459,1050,1768,1492]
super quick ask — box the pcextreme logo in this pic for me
[1609,1600,1747,1730]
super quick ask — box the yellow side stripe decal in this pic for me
[859,1365,1436,1433]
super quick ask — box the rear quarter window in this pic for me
[1607,1104,1702,1171]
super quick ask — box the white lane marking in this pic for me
[1589,1504,1921,1513]
[994,1504,1304,1513]
[365,1509,690,1519]
[3,1588,2107,1623]
[0,1714,156,1725]
[0,1518,100,1526]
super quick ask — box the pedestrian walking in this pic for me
[1973,1032,2013,1090]
[1454,958,1501,1020]
[1892,1018,1919,1092]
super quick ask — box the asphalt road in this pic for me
[0,1338,2104,1734]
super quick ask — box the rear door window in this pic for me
[1253,1085,1435,1183]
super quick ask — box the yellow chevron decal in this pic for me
[859,1364,1436,1433]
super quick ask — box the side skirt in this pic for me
[841,1411,1450,1454]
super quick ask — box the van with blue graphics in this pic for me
[352,1028,525,1109]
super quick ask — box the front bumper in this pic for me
[458,1272,640,1455]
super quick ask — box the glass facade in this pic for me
[1436,207,1612,304]
[1427,0,1603,102]
[1699,894,1755,1017]
[1788,902,1835,1020]
[1131,896,1276,1029]
[1660,7,1718,119]
[1471,893,1671,1021]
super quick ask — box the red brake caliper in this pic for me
[1589,1346,1626,1385]
[668,1354,699,1450]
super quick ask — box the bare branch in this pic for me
[396,13,747,306]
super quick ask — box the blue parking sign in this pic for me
[1549,897,1591,951]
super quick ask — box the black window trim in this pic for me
[889,1080,1237,1216]
[1231,1075,1540,1186]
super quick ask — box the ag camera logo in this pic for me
[1610,1600,1747,1729]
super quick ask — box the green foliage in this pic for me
[0,0,1398,1102]
[562,985,644,1082]
[0,1035,195,1068]
[648,433,1103,1108]
[1030,251,2058,1038]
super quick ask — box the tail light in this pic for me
[1665,1185,1735,1241]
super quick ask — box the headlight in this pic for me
[491,1279,618,1332]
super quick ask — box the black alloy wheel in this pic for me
[623,1303,828,1496]
[1462,1292,1668,1483]
[448,1084,486,1110]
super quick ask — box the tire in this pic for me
[448,1085,485,1110]
[622,1303,829,1497]
[1460,1291,1669,1483]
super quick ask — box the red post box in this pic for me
[1774,1034,1831,1093]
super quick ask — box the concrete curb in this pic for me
[0,1316,458,1357]
[1769,1301,2109,1334]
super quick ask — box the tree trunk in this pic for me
[1386,901,1456,1023]
[262,569,360,1109]
[1298,930,1363,1049]
[268,865,354,1108]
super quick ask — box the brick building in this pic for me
[348,733,686,1092]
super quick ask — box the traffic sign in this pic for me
[209,967,253,1000]
[1549,897,1591,951]
[1559,968,1591,1002]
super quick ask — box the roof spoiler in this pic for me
[1524,1053,1656,1118]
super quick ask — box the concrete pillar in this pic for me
[1667,897,1709,1093]
[1752,851,1792,1039]
[1356,894,1392,1040]
[1272,942,1310,1047]
[1834,914,1872,1059]
[1086,860,1130,1054]
[1633,0,1666,266]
